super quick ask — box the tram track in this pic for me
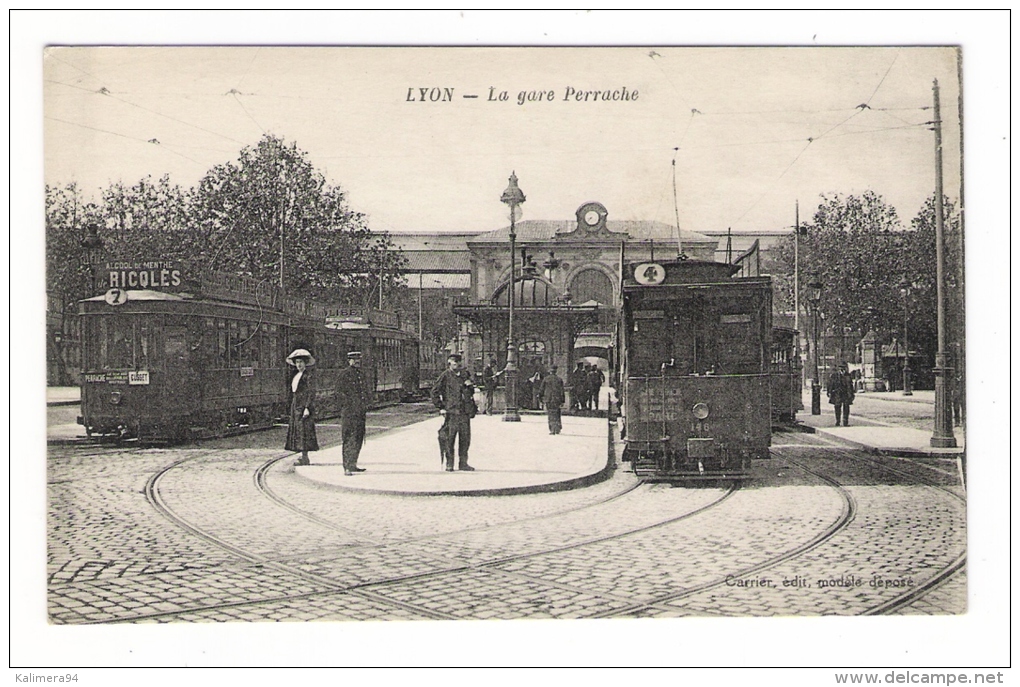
[52,419,965,623]
[109,457,736,623]
[255,452,646,550]
[592,453,858,618]
[814,445,967,616]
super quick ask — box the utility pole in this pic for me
[418,272,424,342]
[794,201,800,336]
[378,248,385,310]
[931,78,957,448]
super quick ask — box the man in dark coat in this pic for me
[569,361,586,412]
[336,351,369,476]
[588,365,605,411]
[828,363,856,427]
[530,364,544,411]
[431,353,476,472]
[541,365,566,435]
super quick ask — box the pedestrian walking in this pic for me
[581,363,595,411]
[541,365,565,434]
[828,363,856,427]
[569,361,586,412]
[336,351,369,476]
[482,357,498,415]
[285,349,319,466]
[530,367,544,410]
[431,353,477,472]
[588,364,605,411]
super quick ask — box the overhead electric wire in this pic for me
[97,88,247,146]
[45,115,206,167]
[229,91,267,135]
[727,49,907,227]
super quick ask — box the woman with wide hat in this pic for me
[285,348,319,465]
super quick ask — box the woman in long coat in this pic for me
[285,348,319,465]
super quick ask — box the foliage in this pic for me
[45,135,405,310]
[45,182,103,306]
[767,191,956,364]
[189,135,405,306]
[99,175,193,262]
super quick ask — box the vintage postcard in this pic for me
[17,12,1008,672]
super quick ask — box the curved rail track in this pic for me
[49,421,965,623]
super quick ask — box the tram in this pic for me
[770,326,803,425]
[618,259,773,480]
[77,269,420,442]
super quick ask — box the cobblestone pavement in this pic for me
[47,416,966,624]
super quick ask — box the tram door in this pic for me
[163,322,200,418]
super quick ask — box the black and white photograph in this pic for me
[14,10,1009,674]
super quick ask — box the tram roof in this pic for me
[80,289,186,302]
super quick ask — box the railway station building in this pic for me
[390,201,740,399]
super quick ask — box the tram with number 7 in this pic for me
[77,268,420,443]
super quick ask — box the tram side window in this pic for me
[137,321,151,369]
[715,315,761,374]
[217,320,228,368]
[165,327,188,362]
[269,327,278,369]
[630,317,669,376]
[202,319,216,366]
[236,323,253,367]
[228,321,239,368]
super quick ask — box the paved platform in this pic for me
[797,388,965,458]
[807,423,965,457]
[295,413,612,496]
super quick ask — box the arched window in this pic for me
[569,268,614,306]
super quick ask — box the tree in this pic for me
[99,175,192,263]
[188,134,404,306]
[45,182,102,306]
[766,191,942,367]
[909,193,963,375]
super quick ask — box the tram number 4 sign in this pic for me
[634,263,666,285]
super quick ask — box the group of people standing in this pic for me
[284,347,600,473]
[284,347,369,476]
[569,361,605,413]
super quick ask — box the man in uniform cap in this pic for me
[431,352,476,472]
[336,351,369,475]
[540,365,566,435]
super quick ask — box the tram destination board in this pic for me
[99,260,185,292]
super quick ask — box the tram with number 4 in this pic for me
[617,259,774,480]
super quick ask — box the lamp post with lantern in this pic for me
[900,282,913,396]
[81,222,104,296]
[806,274,823,415]
[500,172,525,422]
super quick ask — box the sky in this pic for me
[14,10,1011,672]
[43,43,962,236]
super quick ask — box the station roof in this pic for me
[408,273,471,289]
[468,219,717,245]
[384,231,475,274]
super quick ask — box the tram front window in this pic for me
[105,320,133,370]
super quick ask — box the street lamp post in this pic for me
[500,172,525,422]
[806,274,823,415]
[900,284,913,396]
[81,222,104,296]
